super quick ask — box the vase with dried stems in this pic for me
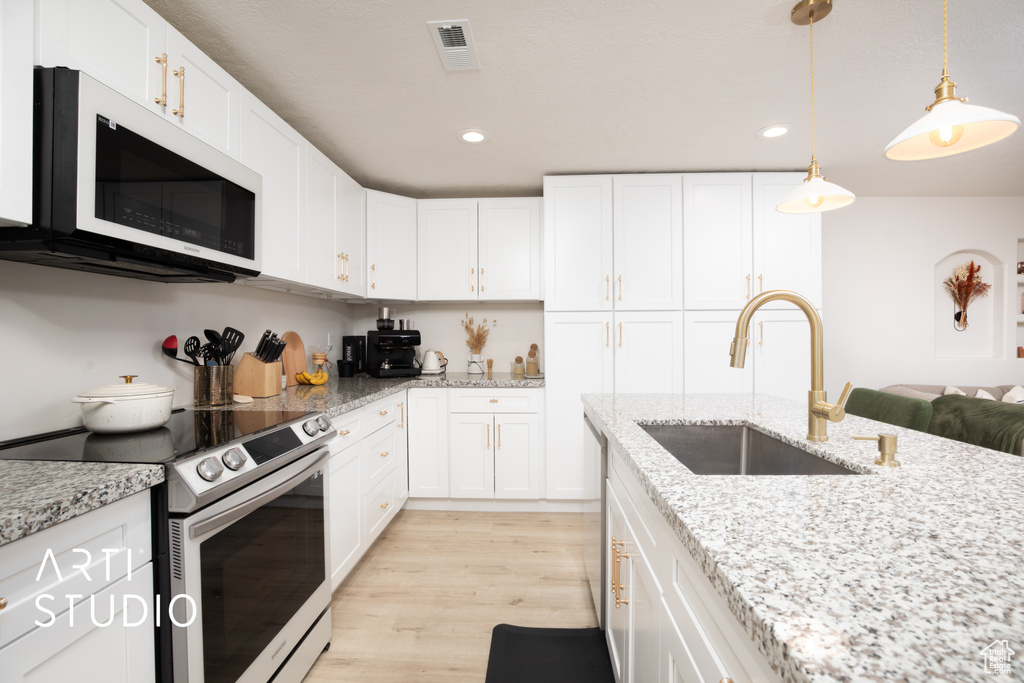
[461,313,496,373]
[943,260,991,331]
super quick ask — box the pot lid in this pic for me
[76,375,174,399]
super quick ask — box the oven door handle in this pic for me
[189,452,327,539]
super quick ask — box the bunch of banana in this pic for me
[295,370,329,385]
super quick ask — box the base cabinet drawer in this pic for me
[448,388,541,413]
[364,468,401,541]
[363,425,399,491]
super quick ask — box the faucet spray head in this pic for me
[729,336,748,368]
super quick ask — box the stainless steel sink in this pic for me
[639,424,859,475]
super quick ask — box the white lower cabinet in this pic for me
[0,492,154,682]
[326,391,407,589]
[606,444,782,683]
[408,388,450,498]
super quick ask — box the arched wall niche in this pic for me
[934,249,1004,359]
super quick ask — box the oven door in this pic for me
[169,449,330,683]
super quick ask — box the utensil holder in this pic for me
[194,365,234,406]
[234,352,283,398]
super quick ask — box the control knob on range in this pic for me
[222,447,247,471]
[197,457,224,482]
[316,416,331,432]
[302,420,319,436]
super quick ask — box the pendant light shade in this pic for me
[776,159,856,213]
[776,0,854,214]
[885,1,1019,160]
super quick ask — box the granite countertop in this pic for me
[216,371,544,419]
[0,461,164,548]
[582,393,1024,683]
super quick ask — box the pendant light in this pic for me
[885,0,1019,160]
[777,0,855,214]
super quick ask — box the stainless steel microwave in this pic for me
[0,67,261,283]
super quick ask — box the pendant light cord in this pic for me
[809,8,816,160]
[942,0,948,75]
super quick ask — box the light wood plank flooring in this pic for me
[304,509,598,682]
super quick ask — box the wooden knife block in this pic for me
[234,352,282,398]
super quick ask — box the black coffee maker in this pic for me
[366,330,422,377]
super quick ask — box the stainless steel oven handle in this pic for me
[189,451,328,539]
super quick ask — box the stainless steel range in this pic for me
[0,408,336,683]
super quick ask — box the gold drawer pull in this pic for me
[0,597,7,610]
[380,501,389,510]
[720,679,735,683]
[489,398,498,403]
[486,423,491,449]
[172,66,185,117]
[398,402,404,428]
[379,450,390,458]
[371,264,376,289]
[339,429,351,436]
[379,410,388,416]
[154,53,168,106]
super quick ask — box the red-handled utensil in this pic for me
[161,335,192,365]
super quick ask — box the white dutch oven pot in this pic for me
[71,375,175,434]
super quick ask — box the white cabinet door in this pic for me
[683,173,753,310]
[0,0,32,227]
[164,27,240,158]
[0,568,155,683]
[36,0,167,117]
[753,173,822,309]
[543,175,613,311]
[336,169,365,297]
[240,90,306,282]
[613,312,684,394]
[493,413,542,499]
[544,312,614,499]
[366,190,417,300]
[613,175,683,311]
[449,413,494,498]
[418,199,478,300]
[408,388,449,497]
[306,145,342,292]
[478,198,542,301]
[683,311,753,394]
[753,310,815,404]
[328,440,363,590]
[628,545,661,683]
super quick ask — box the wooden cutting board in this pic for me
[281,331,307,387]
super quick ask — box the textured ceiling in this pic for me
[142,0,1024,199]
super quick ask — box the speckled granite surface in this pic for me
[214,371,544,419]
[582,393,1024,683]
[0,461,163,547]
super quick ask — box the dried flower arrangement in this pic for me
[461,313,497,354]
[943,260,992,330]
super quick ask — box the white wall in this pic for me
[349,301,544,374]
[821,196,1024,397]
[0,262,356,438]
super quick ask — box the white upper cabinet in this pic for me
[684,172,821,310]
[753,173,822,308]
[418,199,478,300]
[366,190,417,300]
[240,90,306,283]
[478,198,542,300]
[612,175,683,311]
[36,0,241,158]
[306,145,365,296]
[418,198,542,302]
[544,176,614,311]
[0,0,32,227]
[683,173,753,310]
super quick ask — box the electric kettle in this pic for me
[421,350,446,374]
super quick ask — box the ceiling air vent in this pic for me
[427,20,480,71]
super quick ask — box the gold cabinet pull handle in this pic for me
[480,267,485,292]
[0,597,7,610]
[380,450,390,458]
[618,322,623,348]
[379,409,388,416]
[470,267,475,292]
[618,275,623,301]
[758,320,764,347]
[497,424,501,449]
[745,274,751,299]
[486,423,491,449]
[380,501,389,510]
[339,429,351,436]
[489,398,498,403]
[398,402,404,428]
[605,275,610,301]
[605,322,610,348]
[172,65,185,117]
[610,537,618,597]
[154,53,168,106]
[371,263,376,289]
[758,273,763,294]
[345,253,350,281]
[719,679,735,683]
[337,252,345,280]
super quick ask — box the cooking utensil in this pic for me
[281,331,307,388]
[184,336,201,365]
[198,343,219,365]
[204,329,223,364]
[220,327,245,365]
[161,335,192,365]
[70,375,175,433]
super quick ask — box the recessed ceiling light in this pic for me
[756,123,793,139]
[458,129,489,143]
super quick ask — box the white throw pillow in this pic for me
[1002,385,1024,404]
[944,385,967,396]
[975,388,996,400]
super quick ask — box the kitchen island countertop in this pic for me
[582,392,1024,683]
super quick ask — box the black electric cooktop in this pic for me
[0,409,312,465]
